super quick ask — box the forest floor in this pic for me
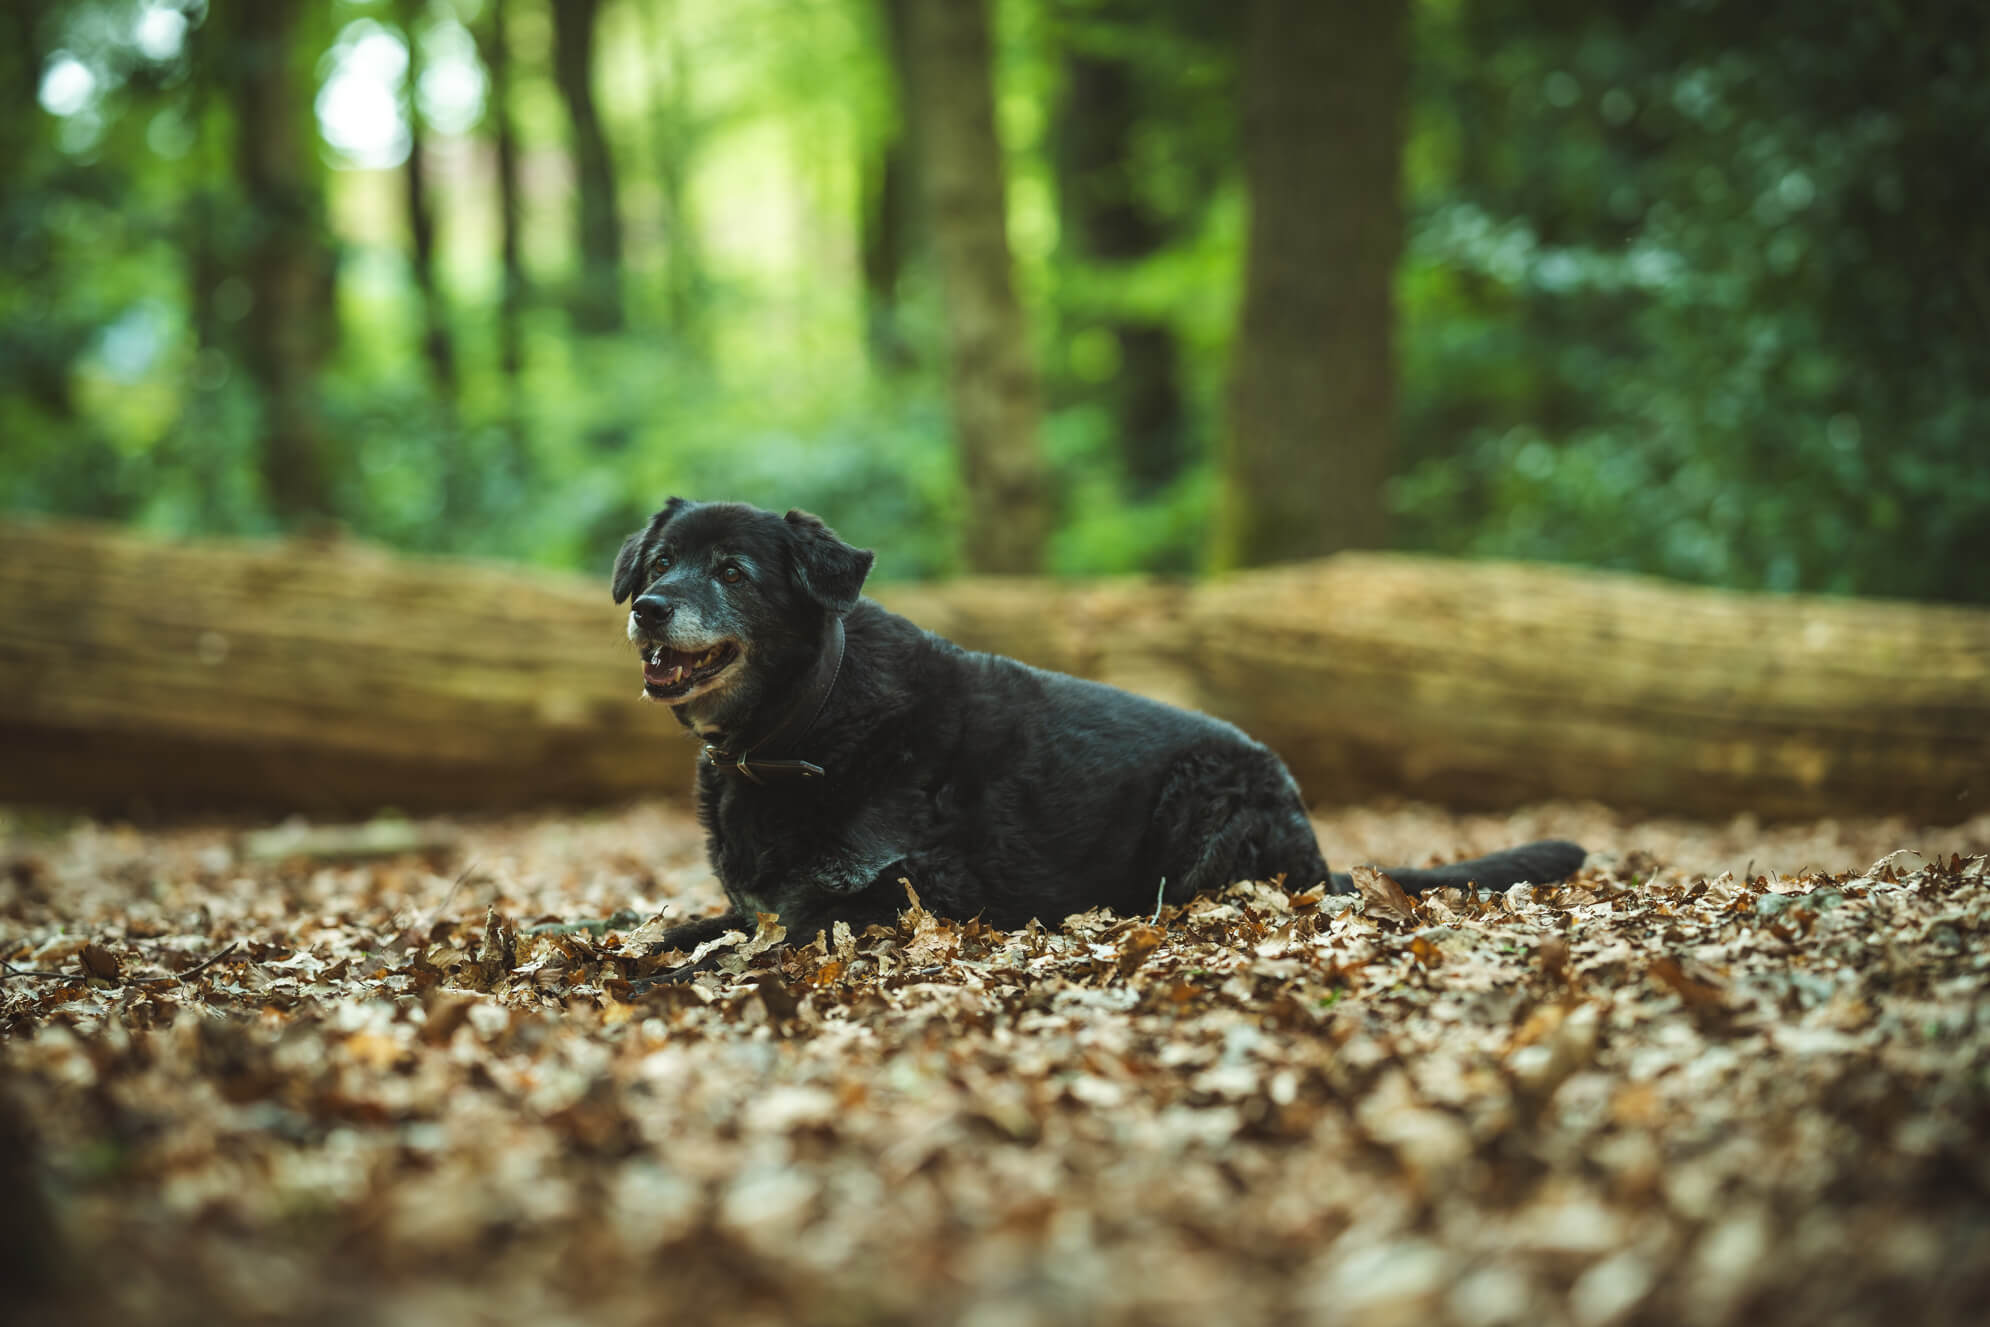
[3,798,1988,1327]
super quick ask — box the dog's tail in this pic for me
[1328,839,1586,896]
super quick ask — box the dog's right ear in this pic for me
[611,497,688,603]
[784,508,874,616]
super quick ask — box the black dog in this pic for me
[613,499,1584,962]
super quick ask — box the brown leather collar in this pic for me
[701,618,846,783]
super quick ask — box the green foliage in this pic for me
[1395,0,1990,601]
[2,0,1984,602]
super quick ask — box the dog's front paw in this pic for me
[816,852,906,896]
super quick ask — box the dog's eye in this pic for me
[719,563,744,585]
[652,554,672,575]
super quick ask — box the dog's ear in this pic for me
[610,531,649,605]
[611,497,689,603]
[784,508,874,616]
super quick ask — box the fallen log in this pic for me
[1189,556,1989,822]
[0,522,696,815]
[0,521,1983,822]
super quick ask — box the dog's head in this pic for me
[611,499,874,726]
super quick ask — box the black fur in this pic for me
[613,500,1585,963]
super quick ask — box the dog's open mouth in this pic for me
[642,641,741,700]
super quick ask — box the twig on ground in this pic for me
[1,961,76,982]
[1151,876,1168,926]
[126,941,242,984]
[3,940,242,985]
[166,943,241,986]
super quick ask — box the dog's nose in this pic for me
[632,595,674,630]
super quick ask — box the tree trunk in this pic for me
[216,0,339,525]
[1219,0,1406,567]
[399,0,459,405]
[1057,35,1186,497]
[550,0,625,333]
[635,0,706,353]
[861,0,918,376]
[166,9,240,532]
[859,138,916,374]
[474,0,526,386]
[3,523,1984,825]
[899,0,1050,574]
[1,2,48,174]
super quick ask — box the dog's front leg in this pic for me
[804,802,920,898]
[763,833,925,953]
[637,827,914,986]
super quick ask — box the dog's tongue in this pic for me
[644,647,694,687]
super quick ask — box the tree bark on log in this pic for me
[1189,555,1989,822]
[1,522,1984,822]
[0,523,695,815]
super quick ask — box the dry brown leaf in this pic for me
[1350,864,1418,925]
[1648,954,1732,1019]
[1537,934,1571,985]
[1114,923,1165,977]
[79,942,121,981]
[740,912,787,959]
[476,905,516,986]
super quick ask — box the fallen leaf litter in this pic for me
[3,799,1987,1326]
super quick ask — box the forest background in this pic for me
[3,0,1987,604]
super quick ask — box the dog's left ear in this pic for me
[611,497,689,603]
[611,531,649,605]
[784,509,874,616]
